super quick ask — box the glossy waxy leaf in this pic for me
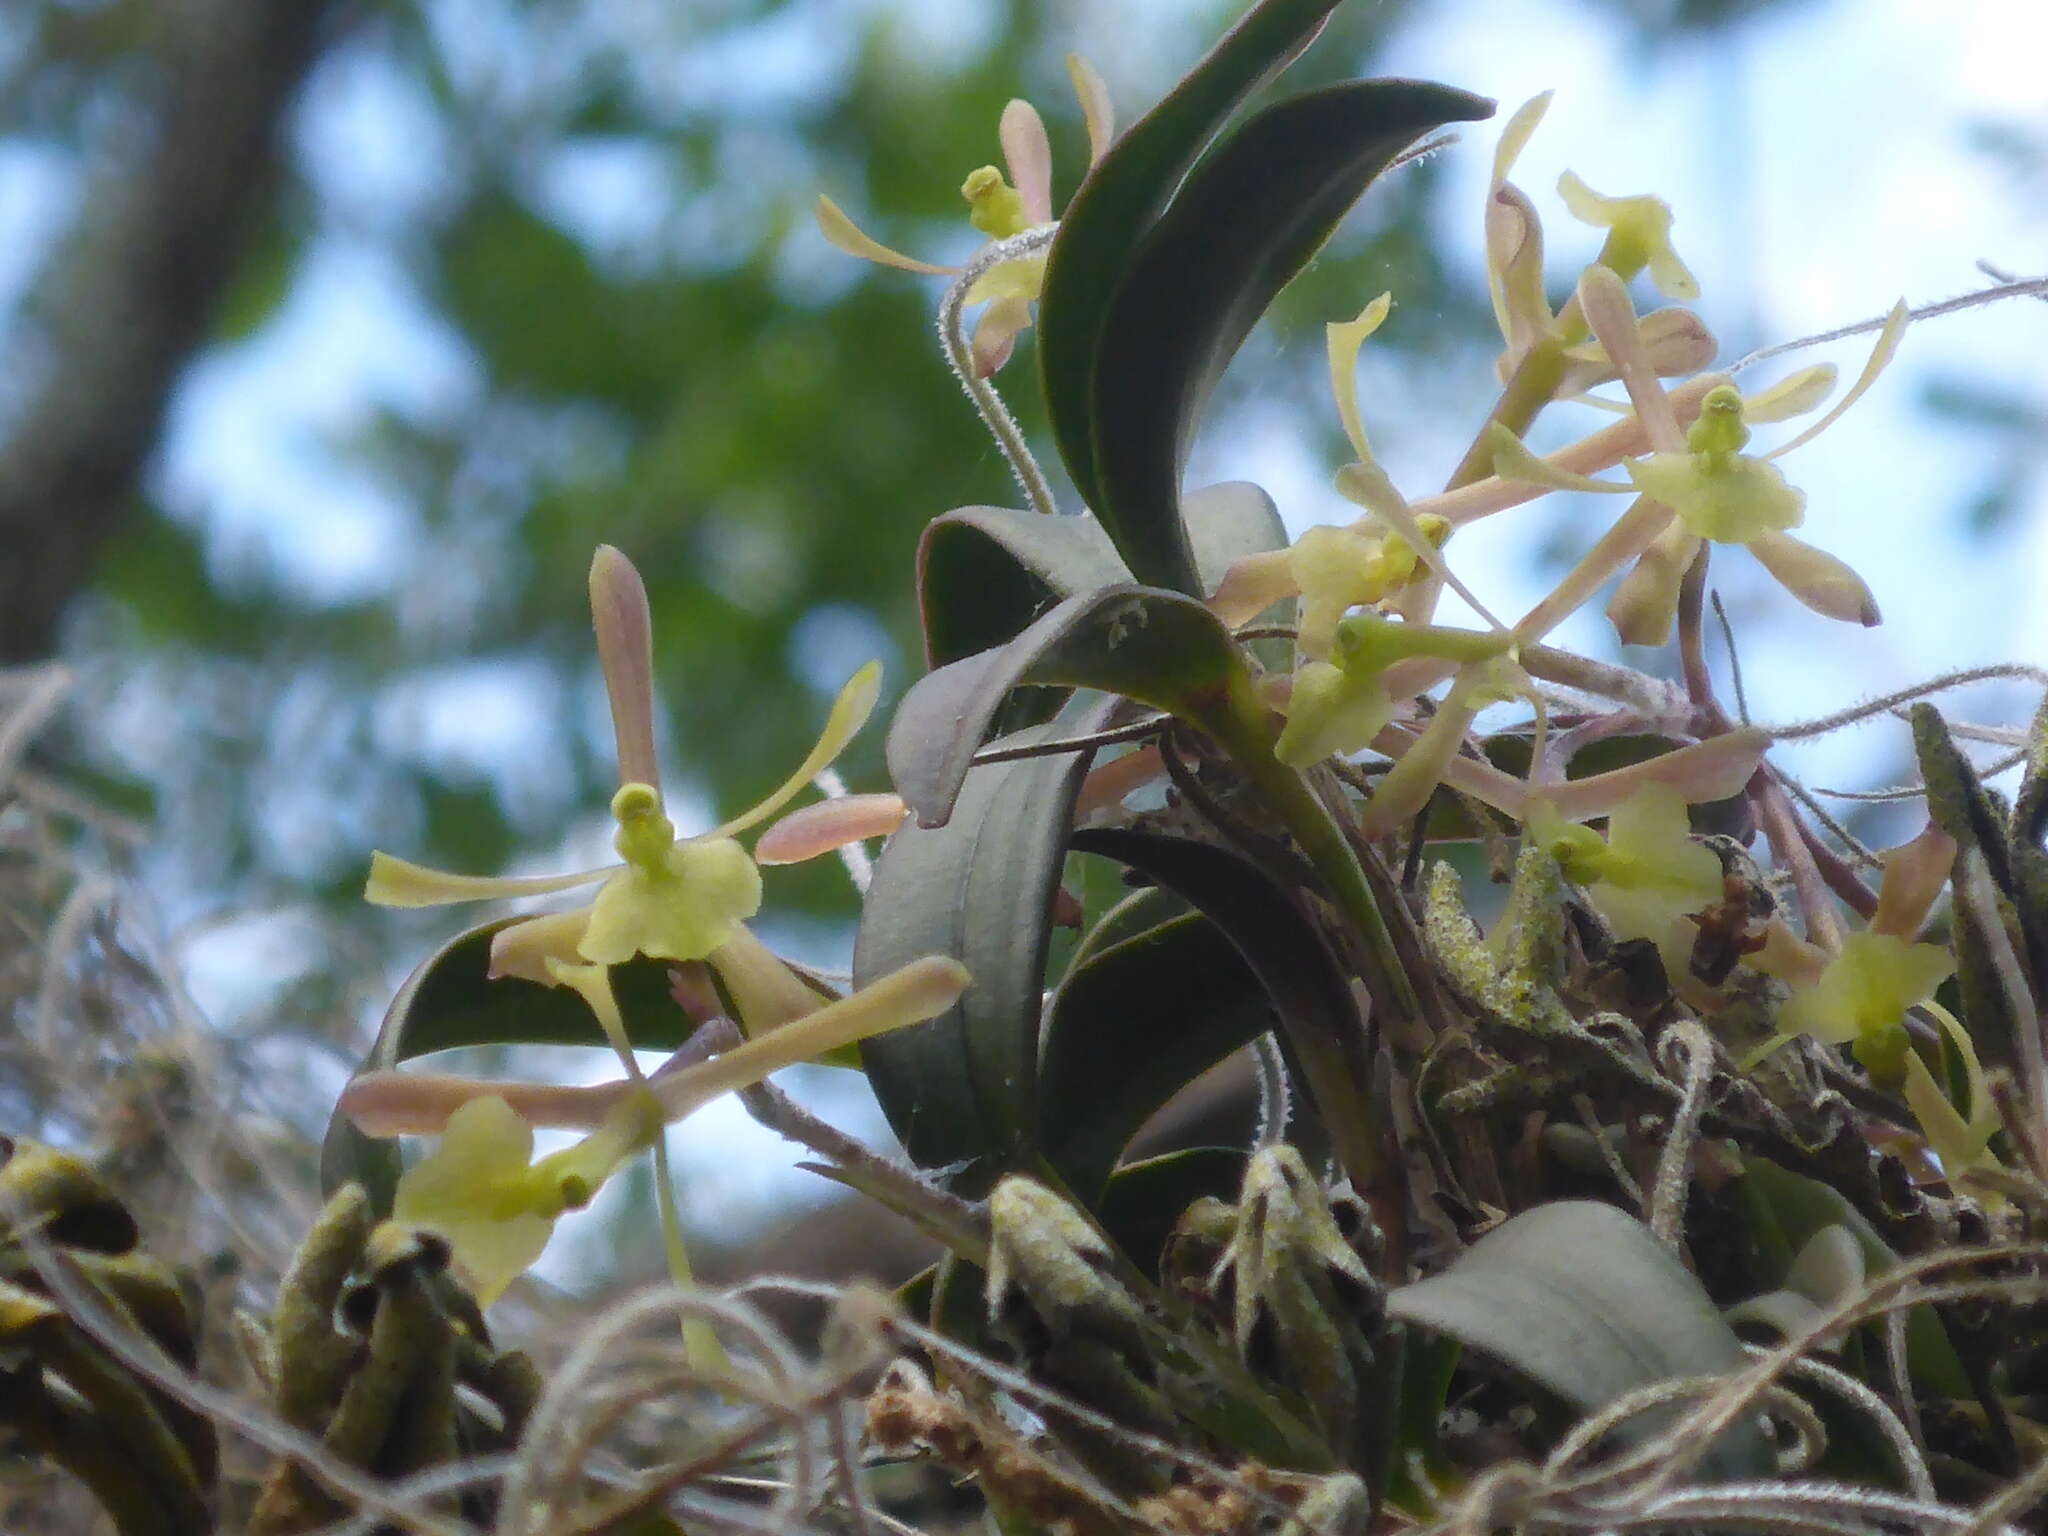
[918,482,1289,669]
[1088,78,1492,593]
[1040,908,1277,1198]
[889,583,1249,828]
[1039,0,1352,515]
[1386,1201,1771,1479]
[855,696,1118,1190]
[319,919,694,1212]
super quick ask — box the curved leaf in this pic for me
[1040,909,1276,1198]
[888,583,1248,827]
[1386,1201,1771,1479]
[319,919,691,1211]
[1066,826,1377,1191]
[1089,78,1492,593]
[1040,0,1352,513]
[855,696,1118,1190]
[919,482,1289,670]
[1068,885,1193,973]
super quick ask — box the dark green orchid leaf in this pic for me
[1039,0,1352,515]
[888,582,1248,828]
[918,482,1289,670]
[1068,885,1193,974]
[1097,1147,1248,1278]
[1089,78,1492,594]
[1040,908,1276,1199]
[856,696,1118,1191]
[1386,1201,1771,1479]
[1067,826,1376,1186]
[319,918,693,1212]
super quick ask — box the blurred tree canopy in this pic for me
[0,0,1864,978]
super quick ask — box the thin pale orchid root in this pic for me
[1650,1021,1715,1252]
[1730,274,2048,375]
[1757,664,2048,741]
[936,227,1059,518]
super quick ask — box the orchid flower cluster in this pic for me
[349,548,968,1303]
[808,86,2018,1211]
[341,75,2032,1322]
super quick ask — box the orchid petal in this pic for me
[755,792,909,866]
[1360,669,1490,834]
[1744,364,1837,424]
[392,1097,552,1306]
[546,958,640,1068]
[706,661,882,842]
[1542,728,1769,822]
[580,836,762,967]
[1487,423,1631,494]
[1626,450,1806,544]
[1486,183,1551,364]
[1276,660,1393,769]
[814,195,956,275]
[963,254,1046,306]
[1748,532,1881,627]
[488,907,594,985]
[1515,495,1675,644]
[1557,171,1698,301]
[343,1069,629,1136]
[1557,306,1715,393]
[1605,523,1698,646]
[1491,92,1553,187]
[970,295,1031,377]
[1208,548,1298,628]
[653,956,970,1121]
[1000,99,1054,225]
[708,923,830,1035]
[1765,302,1907,460]
[1327,292,1392,466]
[590,545,661,791]
[1577,264,1686,452]
[1336,461,1502,631]
[1067,53,1115,164]
[364,852,616,909]
[1872,821,1957,942]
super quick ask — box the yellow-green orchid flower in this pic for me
[1775,929,1955,1083]
[814,57,1113,376]
[381,953,970,1303]
[1526,781,1724,976]
[1901,1003,2004,1202]
[1276,613,1512,770]
[365,545,877,1018]
[1483,93,1705,383]
[1492,267,1905,644]
[1556,169,1698,302]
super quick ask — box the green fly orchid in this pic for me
[1526,781,1724,979]
[366,545,875,1028]
[373,954,969,1303]
[814,57,1112,376]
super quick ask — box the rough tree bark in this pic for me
[0,0,339,662]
